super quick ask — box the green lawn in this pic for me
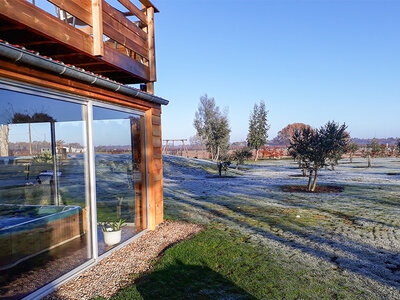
[106,156,400,299]
[106,227,373,300]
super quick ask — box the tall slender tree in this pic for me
[194,95,230,161]
[247,101,270,161]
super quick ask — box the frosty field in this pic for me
[163,155,400,299]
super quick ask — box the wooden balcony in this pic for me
[0,0,158,86]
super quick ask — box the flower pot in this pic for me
[103,229,122,246]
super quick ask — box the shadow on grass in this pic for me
[168,195,400,290]
[113,260,255,300]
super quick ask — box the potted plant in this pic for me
[100,219,126,246]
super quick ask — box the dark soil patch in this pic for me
[281,185,344,193]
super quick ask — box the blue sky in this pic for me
[3,0,399,144]
[152,0,400,142]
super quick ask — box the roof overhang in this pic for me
[0,41,169,106]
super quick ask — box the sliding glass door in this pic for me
[0,83,148,299]
[0,88,91,298]
[92,105,147,256]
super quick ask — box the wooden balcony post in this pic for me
[92,0,104,56]
[146,6,156,94]
[145,108,156,230]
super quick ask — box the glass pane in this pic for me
[0,89,91,298]
[93,106,146,255]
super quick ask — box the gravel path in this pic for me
[46,221,203,300]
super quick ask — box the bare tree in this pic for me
[189,134,205,147]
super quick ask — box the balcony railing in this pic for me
[0,0,157,86]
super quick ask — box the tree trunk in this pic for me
[28,123,32,155]
[215,146,220,162]
[307,170,313,191]
[311,170,318,192]
[236,163,239,169]
[367,154,371,167]
[350,153,353,163]
[0,125,9,157]
[302,168,307,177]
[254,149,259,161]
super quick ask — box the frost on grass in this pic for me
[163,155,400,299]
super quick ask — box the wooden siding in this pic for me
[152,112,164,226]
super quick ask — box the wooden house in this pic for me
[0,0,167,298]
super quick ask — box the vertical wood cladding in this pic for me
[151,108,163,227]
[145,107,163,230]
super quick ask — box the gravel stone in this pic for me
[46,220,203,300]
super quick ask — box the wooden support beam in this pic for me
[74,61,105,66]
[139,0,159,13]
[102,1,147,40]
[91,69,122,73]
[19,40,58,46]
[145,109,156,230]
[47,0,92,26]
[0,25,25,32]
[146,6,156,85]
[102,16,148,59]
[91,0,104,56]
[78,26,93,35]
[51,53,82,59]
[0,0,93,55]
[117,0,148,25]
[102,45,149,81]
[146,82,154,94]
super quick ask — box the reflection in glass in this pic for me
[0,89,91,299]
[93,106,146,255]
